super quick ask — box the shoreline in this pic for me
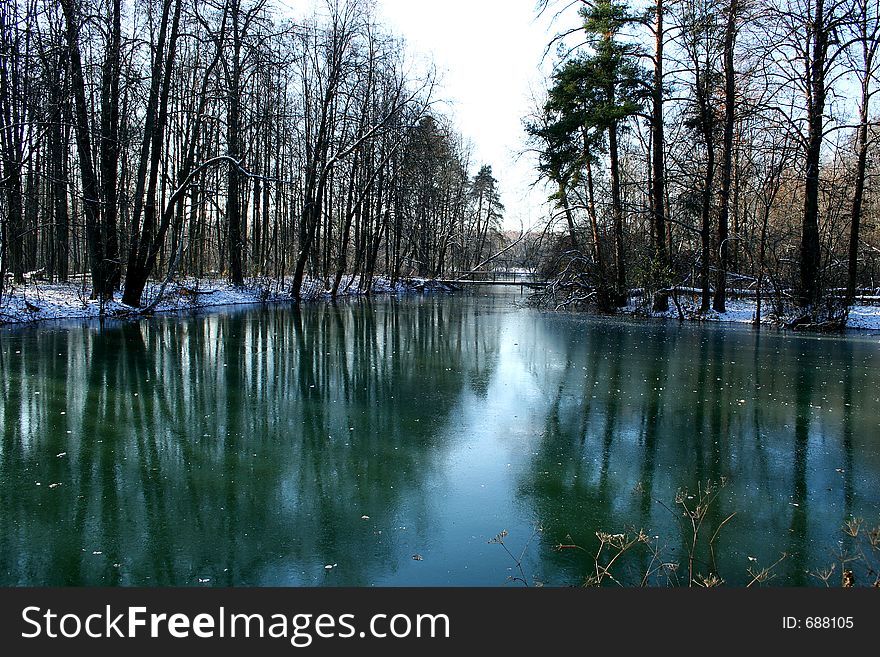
[618,297,880,332]
[0,276,456,328]
[3,277,880,333]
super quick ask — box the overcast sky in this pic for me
[280,0,572,231]
[375,0,562,232]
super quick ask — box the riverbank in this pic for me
[3,277,879,331]
[622,296,880,331]
[0,275,455,325]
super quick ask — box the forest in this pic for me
[3,0,880,598]
[1,0,880,325]
[0,0,506,311]
[531,0,880,324]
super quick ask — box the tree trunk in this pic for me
[756,203,771,324]
[609,121,625,306]
[848,36,872,303]
[847,114,868,304]
[714,0,737,312]
[799,0,827,310]
[558,181,579,250]
[331,150,360,297]
[584,157,600,258]
[99,0,122,291]
[48,48,70,282]
[122,0,181,306]
[61,0,115,301]
[651,0,668,312]
[226,4,244,286]
[0,6,24,284]
[691,41,716,314]
[700,120,715,313]
[292,176,325,299]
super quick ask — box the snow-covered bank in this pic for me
[3,278,879,331]
[623,297,880,331]
[0,276,454,325]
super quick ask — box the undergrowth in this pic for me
[491,478,879,587]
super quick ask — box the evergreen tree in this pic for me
[528,0,647,308]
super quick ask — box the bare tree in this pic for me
[714,0,744,312]
[61,0,120,302]
[846,0,880,302]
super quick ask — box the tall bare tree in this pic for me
[846,0,880,302]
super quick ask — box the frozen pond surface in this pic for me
[1,288,878,585]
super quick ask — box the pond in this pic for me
[1,288,879,586]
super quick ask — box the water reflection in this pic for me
[515,317,880,585]
[1,292,878,586]
[1,296,502,585]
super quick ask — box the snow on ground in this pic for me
[2,276,879,331]
[622,298,764,325]
[622,296,880,331]
[0,275,450,326]
[844,303,880,330]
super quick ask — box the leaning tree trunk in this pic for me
[558,180,579,250]
[121,0,181,307]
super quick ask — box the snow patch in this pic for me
[622,297,880,331]
[0,275,450,326]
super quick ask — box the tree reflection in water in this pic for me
[1,293,878,586]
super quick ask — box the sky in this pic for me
[278,0,576,232]
[374,0,563,232]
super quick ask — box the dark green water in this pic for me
[1,289,879,586]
